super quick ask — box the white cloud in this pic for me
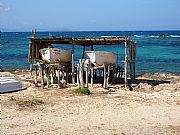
[0,3,11,13]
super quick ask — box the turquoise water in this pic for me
[0,31,180,74]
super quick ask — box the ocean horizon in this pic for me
[0,31,180,75]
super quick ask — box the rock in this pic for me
[136,83,153,92]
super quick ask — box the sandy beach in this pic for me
[1,70,180,135]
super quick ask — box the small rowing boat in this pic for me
[0,77,25,93]
[85,51,117,66]
[39,48,71,64]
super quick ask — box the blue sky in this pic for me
[0,0,180,31]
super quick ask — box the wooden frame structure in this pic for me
[28,32,136,89]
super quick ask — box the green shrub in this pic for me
[75,87,91,95]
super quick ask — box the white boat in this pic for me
[39,48,71,64]
[0,77,24,93]
[85,51,117,66]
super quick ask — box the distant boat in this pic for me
[39,48,71,64]
[85,51,117,66]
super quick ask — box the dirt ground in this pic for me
[1,71,180,135]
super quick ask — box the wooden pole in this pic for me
[85,59,90,88]
[62,66,65,81]
[91,67,94,88]
[57,64,61,88]
[41,64,44,88]
[28,41,33,77]
[46,67,50,88]
[103,64,107,88]
[124,41,128,89]
[106,65,110,87]
[66,66,69,84]
[85,66,89,88]
[29,29,36,77]
[29,42,33,77]
[35,65,38,87]
[79,59,85,88]
[77,64,80,87]
[72,45,75,84]
[50,68,54,85]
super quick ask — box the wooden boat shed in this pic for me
[28,31,136,89]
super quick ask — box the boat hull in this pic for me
[85,51,117,66]
[0,77,23,93]
[40,48,71,64]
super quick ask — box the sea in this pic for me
[0,31,180,75]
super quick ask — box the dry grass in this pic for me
[9,97,45,109]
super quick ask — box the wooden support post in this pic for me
[91,67,94,88]
[29,63,33,77]
[79,59,85,88]
[124,41,128,89]
[29,29,36,77]
[46,67,50,88]
[85,66,89,88]
[133,44,136,81]
[85,59,90,88]
[72,45,75,84]
[106,65,110,87]
[77,64,80,87]
[29,41,32,75]
[50,68,54,84]
[35,65,38,87]
[62,66,65,81]
[41,64,44,88]
[66,66,68,84]
[57,64,61,88]
[103,64,107,88]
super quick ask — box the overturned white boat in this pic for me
[85,51,117,66]
[39,48,71,64]
[0,77,25,93]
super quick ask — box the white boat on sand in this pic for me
[0,77,25,93]
[39,48,71,64]
[85,51,117,66]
